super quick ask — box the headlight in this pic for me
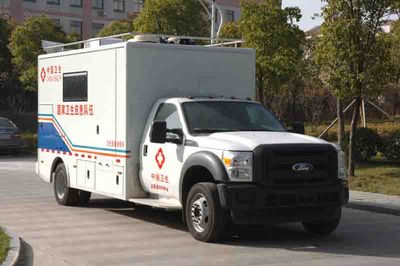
[338,150,347,180]
[222,151,253,182]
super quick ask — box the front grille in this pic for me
[254,144,338,187]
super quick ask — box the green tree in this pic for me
[97,15,135,37]
[382,21,400,117]
[389,21,400,84]
[239,0,305,104]
[9,15,66,92]
[0,18,12,77]
[315,0,394,176]
[0,18,13,111]
[220,21,241,39]
[133,0,209,36]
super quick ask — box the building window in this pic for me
[225,10,235,22]
[92,23,104,37]
[47,0,60,5]
[71,0,82,7]
[70,21,83,39]
[93,0,104,9]
[63,72,88,102]
[113,0,125,12]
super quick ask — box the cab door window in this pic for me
[153,103,183,142]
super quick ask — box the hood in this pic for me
[192,131,329,151]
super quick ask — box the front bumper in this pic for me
[217,181,349,225]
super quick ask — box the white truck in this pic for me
[36,34,349,242]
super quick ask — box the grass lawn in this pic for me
[0,228,10,264]
[351,160,400,196]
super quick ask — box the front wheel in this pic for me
[302,208,341,235]
[54,163,78,206]
[185,183,226,242]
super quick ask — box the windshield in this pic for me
[0,118,15,128]
[182,101,286,134]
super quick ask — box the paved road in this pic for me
[0,155,400,266]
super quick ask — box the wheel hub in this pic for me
[191,194,209,233]
[55,172,67,199]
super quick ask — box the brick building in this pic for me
[0,0,143,39]
[0,0,245,39]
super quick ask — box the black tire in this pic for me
[185,182,226,242]
[77,190,91,206]
[54,163,78,206]
[302,208,342,235]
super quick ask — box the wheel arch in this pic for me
[179,151,228,206]
[50,157,70,186]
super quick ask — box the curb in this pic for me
[1,227,21,266]
[346,202,400,216]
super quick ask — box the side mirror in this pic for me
[150,121,167,143]
[290,121,305,135]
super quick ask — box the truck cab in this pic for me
[141,97,349,241]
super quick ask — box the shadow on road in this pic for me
[89,198,400,260]
[89,198,186,232]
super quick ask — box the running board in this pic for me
[129,198,182,210]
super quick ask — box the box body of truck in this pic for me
[37,40,256,202]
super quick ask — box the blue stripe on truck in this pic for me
[38,122,71,152]
[38,114,131,154]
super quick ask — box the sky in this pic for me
[282,0,326,31]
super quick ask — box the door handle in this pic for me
[143,145,148,156]
[87,170,90,179]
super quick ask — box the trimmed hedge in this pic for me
[342,127,382,162]
[382,131,400,163]
[21,132,37,151]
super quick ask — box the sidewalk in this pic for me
[347,190,400,216]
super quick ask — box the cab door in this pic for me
[141,103,185,199]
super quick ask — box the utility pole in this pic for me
[197,0,224,42]
[211,0,216,41]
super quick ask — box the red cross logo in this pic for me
[40,67,46,82]
[155,148,165,169]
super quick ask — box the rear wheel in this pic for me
[302,208,341,235]
[186,183,226,242]
[54,163,78,206]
